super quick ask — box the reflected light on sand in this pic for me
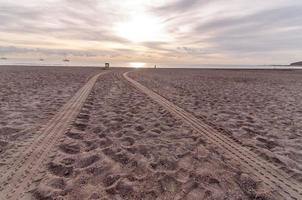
[130,62,145,68]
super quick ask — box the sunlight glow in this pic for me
[130,62,145,68]
[115,13,171,43]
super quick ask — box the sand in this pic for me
[130,69,302,183]
[3,67,296,199]
[32,70,273,200]
[0,66,100,157]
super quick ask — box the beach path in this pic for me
[0,71,107,200]
[124,71,302,200]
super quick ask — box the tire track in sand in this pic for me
[124,71,302,200]
[0,71,107,200]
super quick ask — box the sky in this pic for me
[0,0,302,66]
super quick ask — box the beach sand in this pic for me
[31,70,273,200]
[130,69,302,183]
[1,67,294,199]
[0,66,100,159]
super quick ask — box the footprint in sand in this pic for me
[106,180,134,198]
[120,136,135,147]
[73,121,87,131]
[151,128,161,134]
[99,138,113,149]
[60,157,75,166]
[134,125,144,132]
[159,175,181,193]
[47,162,73,177]
[83,104,93,110]
[103,147,132,165]
[65,130,84,140]
[150,158,178,171]
[123,146,137,154]
[129,161,149,180]
[47,178,66,190]
[175,168,190,183]
[58,143,81,154]
[136,144,153,159]
[83,140,99,151]
[75,154,100,168]
[77,113,90,121]
[97,132,106,138]
[103,173,121,187]
[85,161,111,176]
[79,108,90,115]
[114,132,123,138]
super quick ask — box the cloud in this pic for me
[0,45,141,61]
[0,45,97,56]
[0,1,129,45]
[0,0,302,64]
[154,0,202,13]
[192,5,302,55]
[196,5,302,34]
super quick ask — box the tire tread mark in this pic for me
[123,71,302,200]
[0,71,107,200]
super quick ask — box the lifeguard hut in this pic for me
[105,63,110,70]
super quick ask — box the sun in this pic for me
[115,14,170,43]
[130,62,145,68]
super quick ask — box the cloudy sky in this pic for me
[0,0,302,66]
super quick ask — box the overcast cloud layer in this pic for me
[0,0,302,65]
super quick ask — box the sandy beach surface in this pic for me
[2,66,300,199]
[0,66,100,158]
[32,69,274,200]
[130,69,302,183]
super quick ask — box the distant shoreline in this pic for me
[1,64,302,70]
[0,62,302,69]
